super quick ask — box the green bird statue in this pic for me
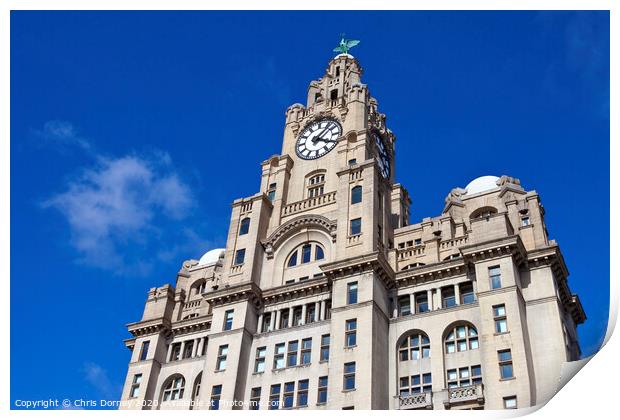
[333,36,360,55]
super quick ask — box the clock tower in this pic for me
[120,41,584,411]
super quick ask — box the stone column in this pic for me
[426,290,433,311]
[258,314,264,333]
[410,293,416,315]
[197,337,205,356]
[319,301,326,321]
[435,288,442,310]
[454,283,461,305]
[300,304,307,325]
[269,311,276,332]
[275,310,282,330]
[314,302,320,322]
[192,338,199,358]
[179,341,186,360]
[166,343,174,362]
[472,279,478,297]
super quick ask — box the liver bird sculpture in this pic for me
[333,36,360,55]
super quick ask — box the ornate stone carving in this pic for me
[262,214,337,259]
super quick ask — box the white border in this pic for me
[2,1,615,419]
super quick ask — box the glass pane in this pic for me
[458,340,467,352]
[400,350,408,361]
[494,305,506,316]
[447,370,457,380]
[456,326,466,338]
[471,365,482,376]
[469,327,478,337]
[422,347,431,358]
[501,364,514,379]
[470,338,479,349]
[422,373,432,384]
[446,343,455,354]
[412,375,420,385]
[411,349,420,360]
[400,377,409,387]
[459,368,469,378]
[287,251,297,267]
[302,244,312,263]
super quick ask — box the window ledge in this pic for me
[494,332,510,337]
[500,377,516,382]
[319,359,329,364]
[342,388,357,393]
[214,369,226,373]
[344,345,358,350]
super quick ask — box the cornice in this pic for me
[460,235,527,267]
[126,317,171,338]
[262,276,331,306]
[204,282,263,309]
[170,315,213,337]
[320,251,395,289]
[395,258,469,288]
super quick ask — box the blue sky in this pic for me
[10,11,609,408]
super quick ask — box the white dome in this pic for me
[198,248,225,266]
[465,176,500,195]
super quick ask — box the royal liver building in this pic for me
[120,46,585,410]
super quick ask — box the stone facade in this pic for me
[119,53,586,410]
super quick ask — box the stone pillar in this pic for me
[300,304,307,325]
[320,301,326,321]
[472,279,478,297]
[275,310,282,330]
[258,314,264,333]
[435,288,442,310]
[410,293,416,315]
[166,343,173,362]
[197,337,205,356]
[314,302,320,322]
[269,311,276,332]
[427,290,433,311]
[180,341,186,360]
[454,283,461,305]
[192,338,199,358]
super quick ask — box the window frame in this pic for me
[498,349,514,380]
[345,319,357,348]
[234,248,246,266]
[351,185,362,204]
[216,345,228,371]
[343,362,356,391]
[239,217,251,235]
[399,332,431,362]
[254,346,266,373]
[494,304,508,334]
[347,282,358,304]
[489,266,502,289]
[317,376,328,404]
[444,324,479,354]
[129,374,142,398]
[223,309,234,331]
[320,334,330,361]
[350,218,362,236]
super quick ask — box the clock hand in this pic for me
[312,127,330,143]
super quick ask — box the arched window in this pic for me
[302,244,312,264]
[190,373,202,410]
[239,218,250,235]
[162,375,185,401]
[399,332,430,361]
[470,207,498,219]
[351,185,362,204]
[307,173,326,198]
[286,243,325,268]
[315,245,324,260]
[287,251,298,267]
[194,281,207,296]
[444,324,479,354]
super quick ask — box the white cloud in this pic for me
[33,120,92,152]
[82,362,119,400]
[43,149,197,275]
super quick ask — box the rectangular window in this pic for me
[494,304,508,333]
[521,216,530,227]
[318,376,328,404]
[320,334,330,361]
[262,313,272,333]
[210,385,222,410]
[223,309,234,331]
[301,338,312,365]
[416,293,429,313]
[398,295,411,316]
[250,387,261,410]
[139,341,150,361]
[234,248,245,265]
[267,183,277,201]
[183,340,194,359]
[447,365,481,388]
[297,379,309,406]
[504,396,517,409]
[216,345,228,371]
[274,343,285,369]
[287,340,298,367]
[280,308,289,329]
[343,362,356,390]
[254,346,266,373]
[489,266,502,289]
[348,158,357,166]
[350,218,362,235]
[442,287,456,308]
[283,382,295,408]
[499,349,514,379]
[414,238,422,246]
[325,300,332,320]
[269,384,281,410]
[347,282,358,304]
[460,282,475,304]
[129,374,142,398]
[292,306,303,326]
[170,342,182,361]
[345,319,357,347]
[351,185,362,204]
[306,304,316,324]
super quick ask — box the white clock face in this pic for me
[296,119,342,160]
[375,133,391,179]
